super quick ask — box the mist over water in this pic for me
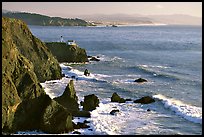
[29,25,202,135]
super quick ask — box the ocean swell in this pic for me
[153,94,202,124]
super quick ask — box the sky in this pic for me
[2,2,202,18]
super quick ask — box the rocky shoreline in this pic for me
[2,17,155,134]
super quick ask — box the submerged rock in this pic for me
[82,94,99,111]
[134,78,148,83]
[110,109,120,115]
[90,56,100,61]
[134,96,155,104]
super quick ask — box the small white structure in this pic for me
[67,40,77,46]
[60,36,64,42]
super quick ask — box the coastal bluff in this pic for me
[45,42,89,63]
[2,17,74,134]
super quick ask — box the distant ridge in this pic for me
[2,11,94,26]
[78,13,202,26]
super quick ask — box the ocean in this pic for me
[20,25,202,135]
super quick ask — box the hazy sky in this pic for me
[2,2,202,18]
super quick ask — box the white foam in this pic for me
[153,94,202,124]
[138,64,170,69]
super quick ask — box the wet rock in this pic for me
[73,131,81,134]
[125,98,132,101]
[110,109,120,115]
[134,96,155,104]
[82,94,99,111]
[134,78,148,83]
[73,122,90,129]
[111,92,126,103]
[147,109,151,111]
[90,56,100,61]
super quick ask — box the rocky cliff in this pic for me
[2,17,62,82]
[2,17,73,134]
[45,42,89,63]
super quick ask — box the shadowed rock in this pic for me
[134,96,155,104]
[134,78,148,83]
[111,92,126,103]
[54,80,79,113]
[82,94,99,111]
[110,109,120,115]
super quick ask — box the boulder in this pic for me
[82,94,99,111]
[110,109,120,115]
[111,92,126,103]
[134,78,148,83]
[90,56,100,61]
[134,96,155,104]
[41,98,74,133]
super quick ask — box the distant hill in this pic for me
[2,11,94,26]
[78,13,202,26]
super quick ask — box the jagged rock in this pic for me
[111,92,126,103]
[45,42,89,63]
[41,98,73,133]
[82,94,99,111]
[134,78,148,83]
[90,56,100,61]
[110,109,120,115]
[54,80,79,114]
[134,96,155,104]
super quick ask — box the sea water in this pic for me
[22,25,202,135]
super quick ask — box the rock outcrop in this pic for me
[45,42,89,63]
[133,96,155,104]
[54,80,91,117]
[53,80,79,113]
[111,92,126,103]
[134,78,148,83]
[2,17,73,134]
[82,94,99,111]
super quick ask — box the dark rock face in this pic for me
[54,80,79,113]
[111,92,126,103]
[110,109,120,115]
[82,94,99,111]
[134,78,148,83]
[45,42,89,63]
[2,17,73,134]
[134,96,155,104]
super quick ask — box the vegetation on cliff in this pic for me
[2,12,93,26]
[2,17,74,133]
[2,17,62,82]
[45,42,89,63]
